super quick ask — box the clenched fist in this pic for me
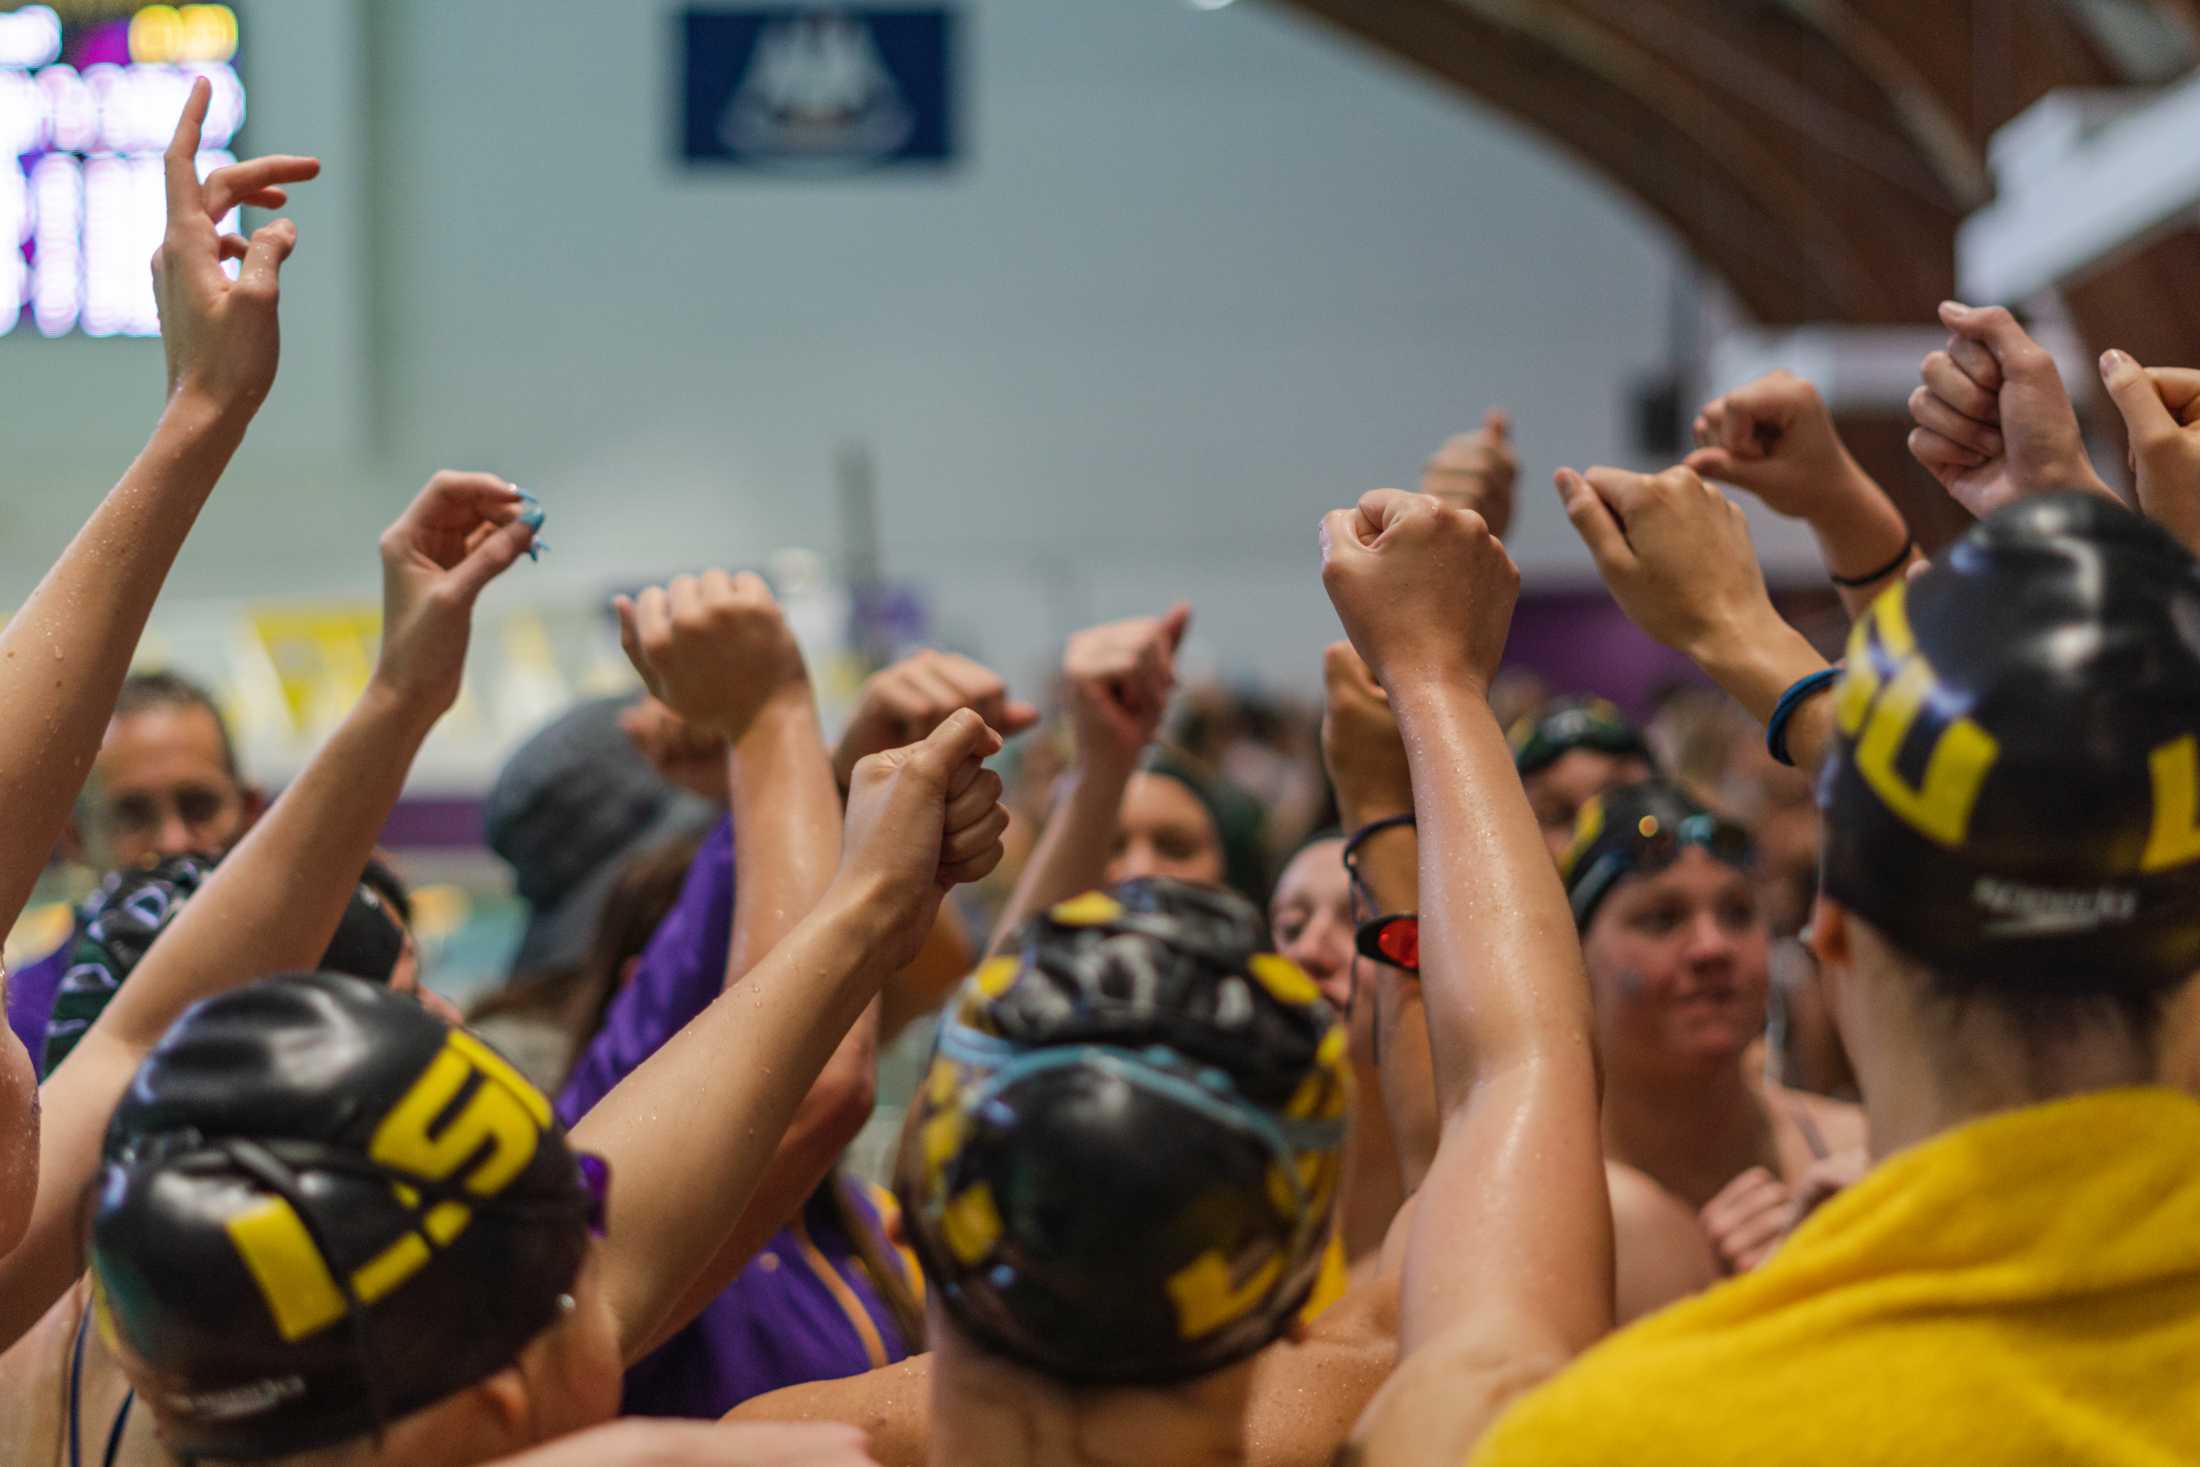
[834,649,1039,791]
[615,572,810,742]
[833,710,1008,970]
[1908,302,2111,516]
[1319,490,1517,695]
[1061,604,1192,769]
[1422,409,1519,539]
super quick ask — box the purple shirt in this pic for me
[556,816,913,1417]
[5,939,70,1068]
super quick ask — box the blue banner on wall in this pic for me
[681,7,958,172]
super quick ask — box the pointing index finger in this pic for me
[164,77,212,221]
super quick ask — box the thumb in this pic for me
[1483,407,1511,442]
[238,218,297,296]
[1555,469,1635,574]
[1158,602,1193,652]
[998,700,1043,737]
[913,707,1003,779]
[2101,349,2180,453]
[444,517,536,603]
[1685,446,1740,484]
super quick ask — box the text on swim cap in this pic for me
[223,1030,556,1343]
[1837,586,1999,848]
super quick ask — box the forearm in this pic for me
[1388,685,1587,1106]
[581,884,900,1359]
[1386,679,1608,1358]
[0,678,438,1348]
[987,753,1134,955]
[1803,460,1916,620]
[1344,823,1439,1193]
[0,392,251,923]
[725,693,841,986]
[1690,616,1837,773]
[635,997,880,1358]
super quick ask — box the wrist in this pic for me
[162,382,259,442]
[816,871,918,963]
[1690,618,1826,726]
[1337,787,1414,830]
[356,675,445,742]
[731,683,819,752]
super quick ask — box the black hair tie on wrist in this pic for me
[1829,538,1915,589]
[1341,816,1419,974]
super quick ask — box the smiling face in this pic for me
[1581,847,1770,1079]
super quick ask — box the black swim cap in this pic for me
[91,974,596,1461]
[1559,781,1753,931]
[1510,697,1655,778]
[1821,492,2200,992]
[896,879,1349,1386]
[42,856,407,1078]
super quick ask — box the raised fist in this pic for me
[1422,409,1519,539]
[1319,490,1516,695]
[1554,465,1774,660]
[835,710,1008,970]
[1685,371,1854,521]
[1061,604,1192,768]
[833,649,1039,791]
[1909,301,2109,517]
[1320,642,1411,827]
[615,572,810,742]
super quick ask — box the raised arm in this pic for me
[1321,491,1609,1467]
[0,472,535,1350]
[577,711,1008,1361]
[1557,465,1837,775]
[986,605,1191,952]
[1319,642,1437,1195]
[0,79,316,933]
[611,570,880,1346]
[1685,371,1917,618]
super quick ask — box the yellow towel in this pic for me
[1471,1087,2200,1466]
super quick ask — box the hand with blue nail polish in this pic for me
[373,471,538,714]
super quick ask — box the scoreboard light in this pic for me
[3,1,243,338]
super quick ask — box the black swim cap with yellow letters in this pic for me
[1821,492,2200,992]
[896,879,1350,1385]
[91,974,598,1461]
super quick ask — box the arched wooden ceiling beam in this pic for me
[1772,0,1993,206]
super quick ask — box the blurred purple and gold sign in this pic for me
[681,6,957,172]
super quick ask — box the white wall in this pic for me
[6,0,1716,695]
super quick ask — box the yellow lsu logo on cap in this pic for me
[224,1030,554,1342]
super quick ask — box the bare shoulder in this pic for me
[729,1354,933,1467]
[1606,1162,1717,1324]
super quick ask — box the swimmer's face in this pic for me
[1582,848,1769,1075]
[0,968,37,1256]
[1107,774,1227,889]
[1527,750,1654,860]
[1270,839,1354,1014]
[93,705,254,868]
